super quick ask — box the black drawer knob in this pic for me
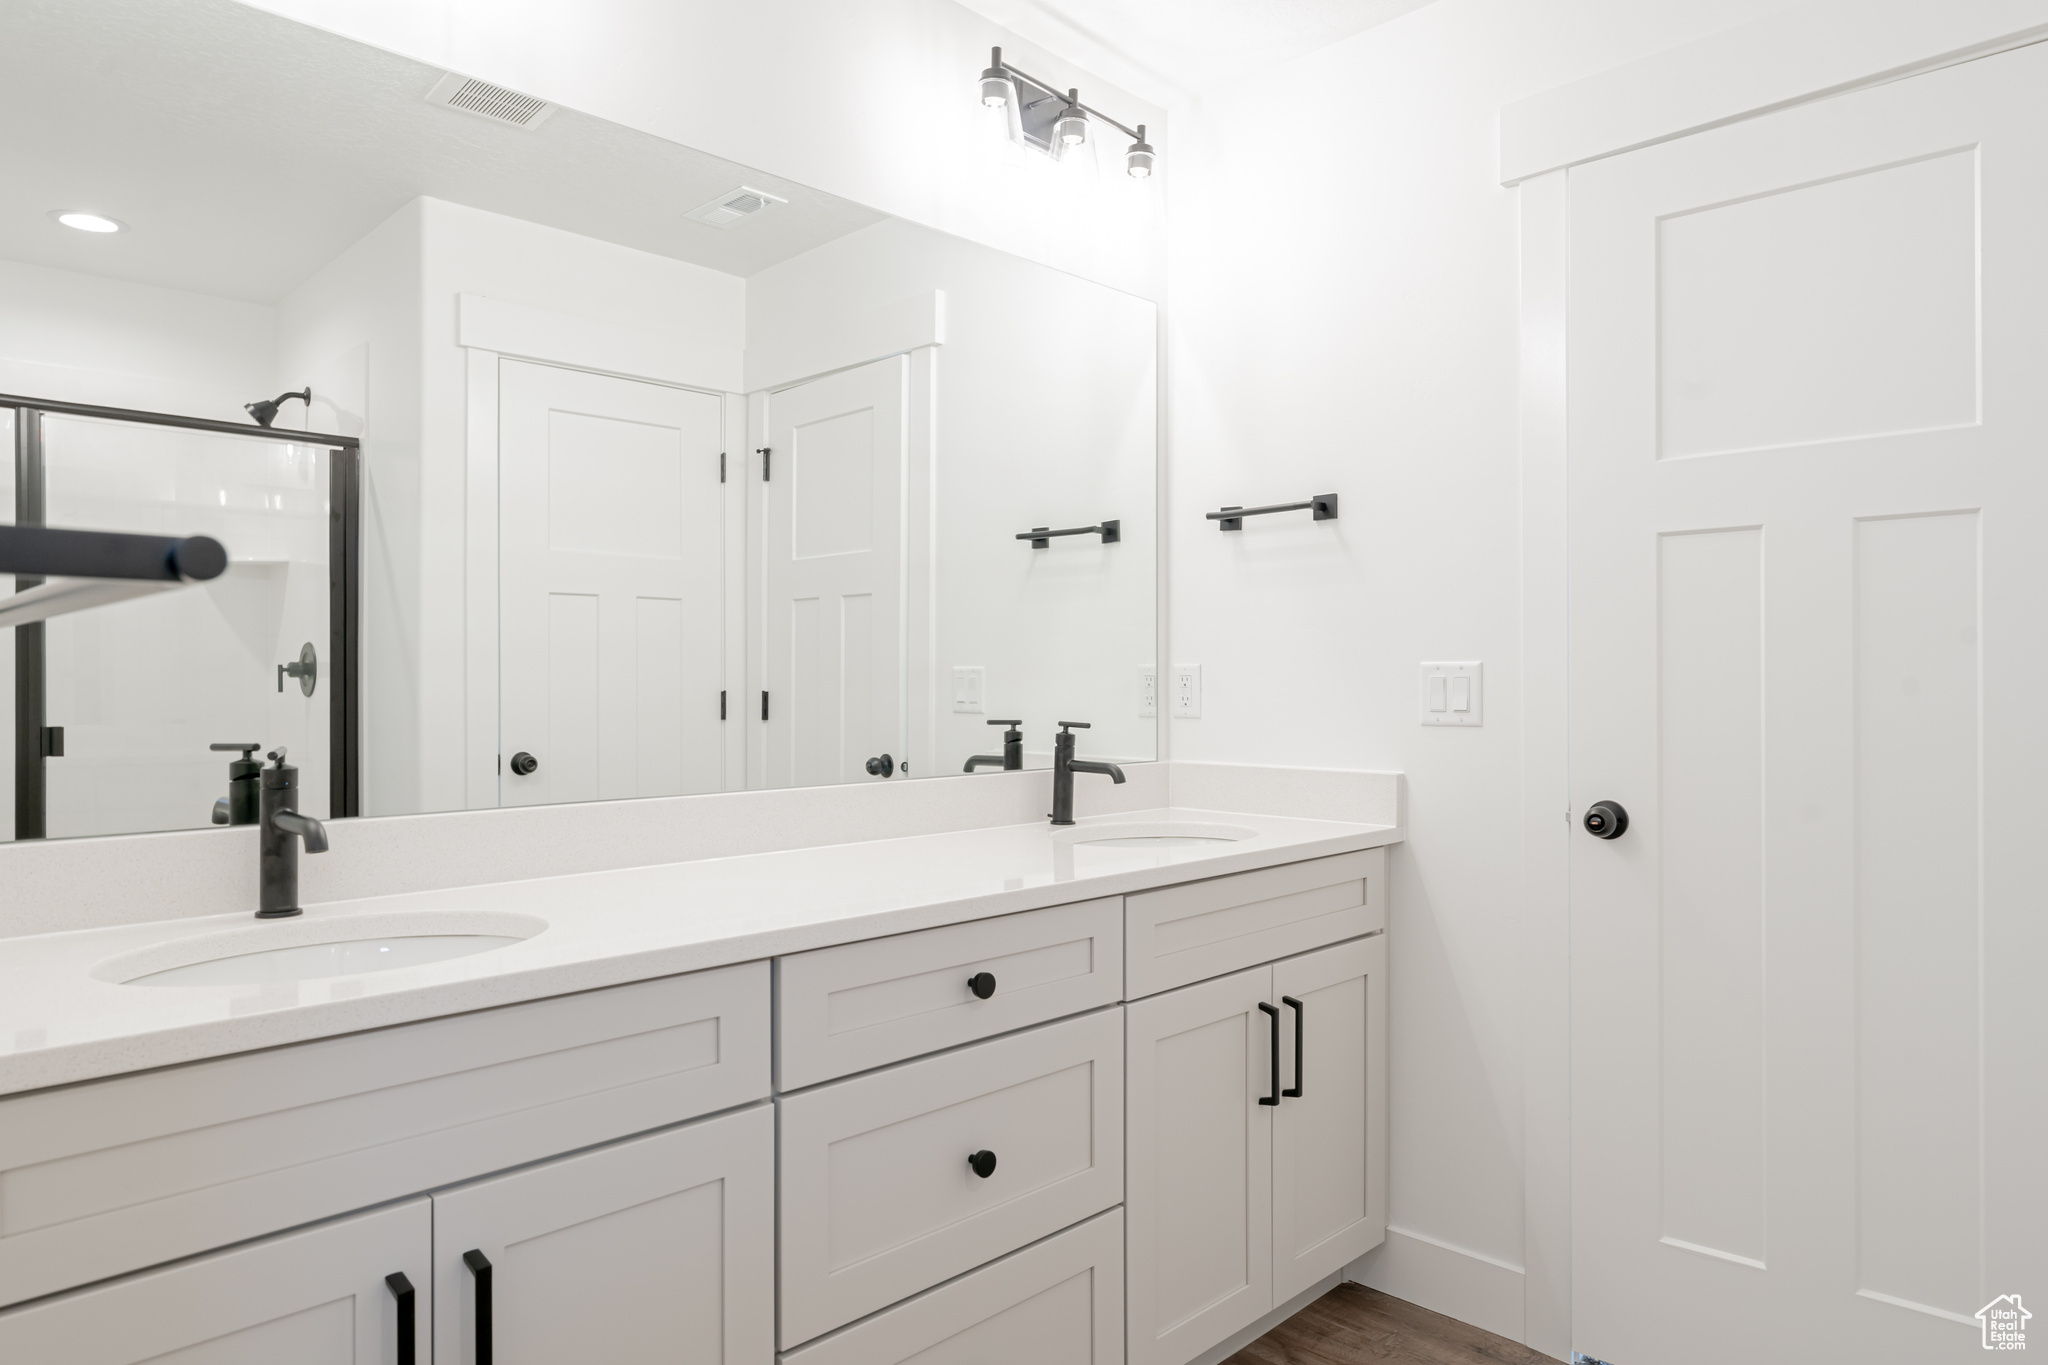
[508,751,538,776]
[968,971,997,1000]
[1583,800,1628,839]
[968,1149,998,1179]
[865,753,895,777]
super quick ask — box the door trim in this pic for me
[1509,15,2044,1358]
[463,352,745,807]
[1500,0,2048,184]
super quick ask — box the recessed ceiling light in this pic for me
[50,210,126,234]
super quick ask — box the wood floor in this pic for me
[1221,1283,1558,1365]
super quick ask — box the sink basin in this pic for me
[94,911,547,988]
[1054,821,1258,848]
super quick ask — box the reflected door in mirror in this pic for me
[499,361,725,807]
[761,357,906,787]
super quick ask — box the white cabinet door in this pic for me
[1271,936,1386,1301]
[432,1106,774,1365]
[1124,964,1274,1365]
[779,1209,1124,1365]
[0,1198,429,1364]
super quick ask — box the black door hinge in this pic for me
[719,451,726,483]
[41,725,63,758]
[761,690,770,722]
[758,447,771,481]
[720,689,727,720]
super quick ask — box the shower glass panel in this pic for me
[23,416,334,839]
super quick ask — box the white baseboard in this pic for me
[1348,1225,1531,1347]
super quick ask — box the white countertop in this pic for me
[0,806,1397,1096]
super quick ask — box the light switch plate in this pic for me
[1419,661,1482,726]
[952,665,985,714]
[1171,664,1202,719]
[1138,666,1157,718]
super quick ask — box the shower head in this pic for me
[245,388,311,428]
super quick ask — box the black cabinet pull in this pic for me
[1258,1002,1281,1106]
[385,1272,416,1365]
[967,971,997,1000]
[968,1149,998,1178]
[464,1249,494,1365]
[1282,996,1305,1098]
[508,751,537,776]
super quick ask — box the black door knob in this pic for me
[509,751,538,776]
[967,1149,998,1179]
[1583,800,1628,839]
[968,971,997,1000]
[865,753,895,778]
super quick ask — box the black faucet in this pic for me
[1050,721,1125,825]
[210,742,263,825]
[963,719,1025,772]
[258,747,329,919]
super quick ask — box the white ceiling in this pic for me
[958,0,1435,104]
[0,0,887,304]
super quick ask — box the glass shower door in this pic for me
[18,414,336,839]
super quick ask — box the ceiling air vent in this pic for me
[426,72,557,129]
[685,185,789,228]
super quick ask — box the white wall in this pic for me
[747,218,1157,775]
[1164,0,1803,1354]
[0,257,273,418]
[277,202,425,817]
[233,0,1167,301]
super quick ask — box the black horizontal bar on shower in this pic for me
[0,394,359,449]
[1207,494,1339,531]
[1018,519,1121,549]
[0,526,228,582]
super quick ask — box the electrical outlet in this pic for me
[952,665,985,714]
[1138,666,1157,718]
[1419,661,1483,726]
[1171,664,1202,718]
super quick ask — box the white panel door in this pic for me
[432,1105,774,1365]
[500,359,725,806]
[759,357,906,787]
[1124,964,1274,1365]
[0,1199,429,1363]
[1568,43,2048,1365]
[1271,935,1386,1302]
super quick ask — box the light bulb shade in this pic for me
[980,68,1011,107]
[1055,106,1088,146]
[1126,139,1155,178]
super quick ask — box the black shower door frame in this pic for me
[6,394,361,838]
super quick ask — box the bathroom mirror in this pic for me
[0,0,1157,840]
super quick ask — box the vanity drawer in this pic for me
[777,1008,1123,1348]
[780,1208,1123,1365]
[0,961,770,1309]
[1124,848,1383,998]
[775,897,1122,1089]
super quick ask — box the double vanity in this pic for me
[0,803,1395,1365]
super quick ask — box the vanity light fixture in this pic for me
[975,47,1156,178]
[50,210,126,233]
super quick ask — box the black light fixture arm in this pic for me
[1207,494,1339,531]
[993,54,1145,142]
